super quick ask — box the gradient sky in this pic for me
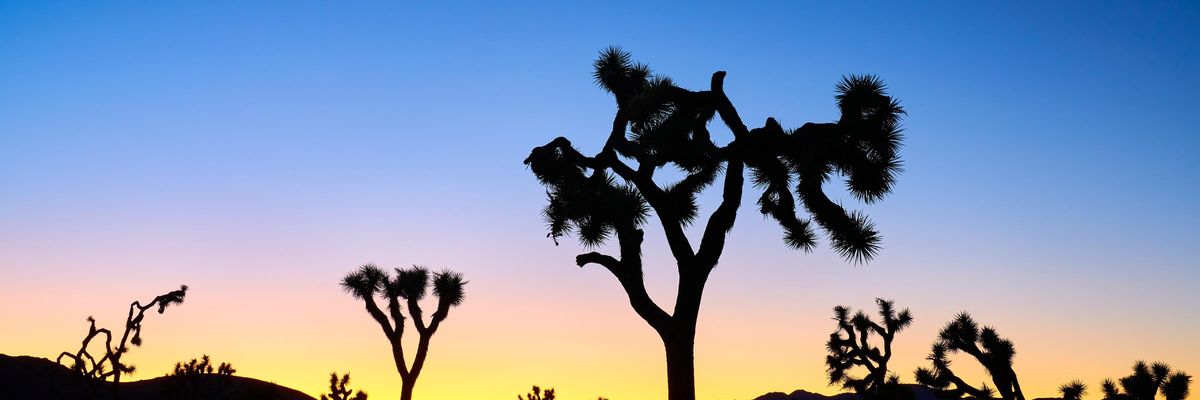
[2,2,1199,400]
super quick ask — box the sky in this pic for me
[1,1,1199,399]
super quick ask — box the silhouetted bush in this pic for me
[320,372,367,400]
[162,354,237,400]
[825,298,913,400]
[517,385,609,400]
[914,312,1023,400]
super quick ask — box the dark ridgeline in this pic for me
[56,285,189,400]
[1102,361,1192,400]
[340,264,466,400]
[320,372,368,400]
[0,354,312,400]
[825,298,914,400]
[516,385,609,400]
[524,47,905,400]
[913,313,1023,400]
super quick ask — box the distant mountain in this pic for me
[754,385,941,400]
[0,354,315,400]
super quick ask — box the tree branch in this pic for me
[696,158,743,267]
[576,252,620,273]
[603,149,696,262]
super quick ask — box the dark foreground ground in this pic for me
[0,354,315,400]
[4,353,1059,400]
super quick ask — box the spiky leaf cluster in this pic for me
[742,75,904,262]
[526,139,650,246]
[342,264,467,311]
[528,48,906,263]
[1060,380,1087,400]
[825,299,913,398]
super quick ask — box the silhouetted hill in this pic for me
[754,385,940,400]
[0,354,315,400]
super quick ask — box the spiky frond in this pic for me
[940,312,980,348]
[155,285,189,313]
[592,46,650,101]
[433,269,467,307]
[1060,380,1087,400]
[341,264,385,299]
[396,266,430,301]
[1102,379,1122,400]
[1161,372,1191,400]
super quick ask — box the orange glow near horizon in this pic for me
[5,251,1197,400]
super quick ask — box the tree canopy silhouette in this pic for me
[56,284,188,400]
[341,264,465,400]
[914,313,1023,400]
[524,47,905,400]
[825,298,913,400]
[1102,361,1192,400]
[1059,381,1088,400]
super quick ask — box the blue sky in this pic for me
[2,2,1199,399]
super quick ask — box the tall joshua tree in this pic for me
[57,285,188,400]
[825,298,913,399]
[525,47,905,400]
[341,264,466,400]
[914,313,1024,400]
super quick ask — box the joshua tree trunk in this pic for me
[400,379,416,400]
[659,263,711,400]
[663,325,698,400]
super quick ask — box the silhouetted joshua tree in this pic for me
[56,285,188,400]
[1102,361,1192,400]
[914,313,1023,400]
[524,47,904,400]
[162,354,237,400]
[321,372,368,400]
[1060,381,1087,400]
[519,386,556,400]
[341,264,466,400]
[825,298,913,399]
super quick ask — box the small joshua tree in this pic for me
[525,47,905,400]
[342,264,466,400]
[825,298,913,399]
[1102,361,1191,400]
[519,386,556,400]
[914,312,1024,400]
[56,285,188,400]
[1060,381,1087,400]
[321,372,368,400]
[162,354,237,400]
